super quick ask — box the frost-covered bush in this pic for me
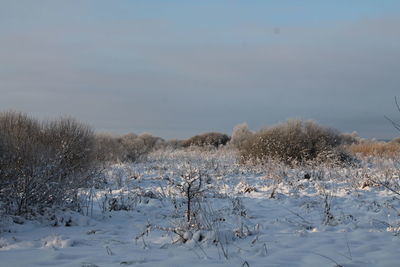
[0,111,98,215]
[183,132,230,148]
[230,122,253,149]
[239,119,350,164]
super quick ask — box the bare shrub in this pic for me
[183,132,230,148]
[239,119,349,164]
[0,111,43,214]
[0,111,98,215]
[94,132,165,163]
[120,133,164,162]
[42,117,96,172]
[94,134,126,163]
[139,133,165,151]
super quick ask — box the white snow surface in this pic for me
[1,149,400,267]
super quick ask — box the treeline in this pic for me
[0,110,368,216]
[0,111,233,216]
[95,132,230,162]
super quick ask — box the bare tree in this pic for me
[385,96,400,132]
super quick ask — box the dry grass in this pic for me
[349,141,400,158]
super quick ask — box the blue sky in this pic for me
[1,1,400,139]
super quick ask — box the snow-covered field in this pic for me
[1,149,400,267]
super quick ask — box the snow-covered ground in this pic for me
[1,149,400,267]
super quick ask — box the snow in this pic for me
[1,149,400,267]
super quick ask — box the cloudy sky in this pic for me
[1,1,400,139]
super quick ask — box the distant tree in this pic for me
[385,96,400,133]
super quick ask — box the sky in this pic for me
[1,0,400,140]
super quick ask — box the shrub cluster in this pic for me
[94,134,126,163]
[164,139,185,149]
[0,111,97,215]
[94,133,165,163]
[239,119,350,164]
[182,132,230,148]
[119,133,165,162]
